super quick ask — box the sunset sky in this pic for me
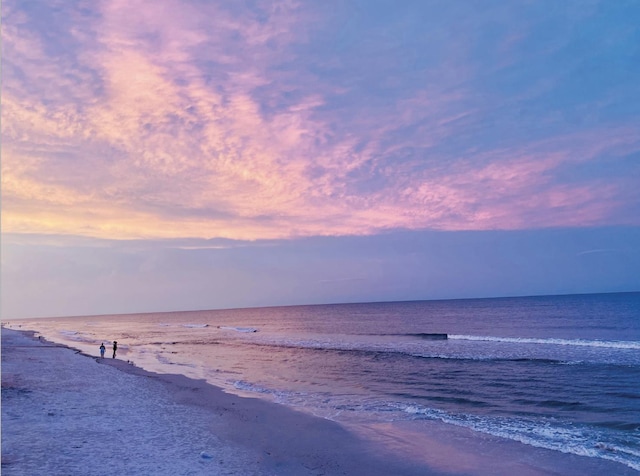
[2,0,639,318]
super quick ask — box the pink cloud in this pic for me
[2,1,639,240]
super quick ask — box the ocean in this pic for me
[7,292,640,472]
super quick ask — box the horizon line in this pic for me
[4,290,638,321]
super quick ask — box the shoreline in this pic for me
[3,327,636,475]
[1,327,435,475]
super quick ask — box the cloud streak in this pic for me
[2,0,639,240]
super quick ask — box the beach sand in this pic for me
[1,328,434,475]
[3,327,634,475]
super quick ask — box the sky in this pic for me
[2,0,639,318]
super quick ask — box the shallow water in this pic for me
[8,292,640,471]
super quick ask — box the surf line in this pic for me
[448,335,640,349]
[382,333,448,340]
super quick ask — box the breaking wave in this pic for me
[448,335,640,350]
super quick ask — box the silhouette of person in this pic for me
[112,341,118,359]
[99,343,106,358]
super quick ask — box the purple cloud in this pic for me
[2,0,639,241]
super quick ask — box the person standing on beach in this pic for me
[99,343,106,358]
[112,341,118,358]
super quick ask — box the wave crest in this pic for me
[448,335,640,350]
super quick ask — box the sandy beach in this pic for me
[1,328,435,475]
[3,326,636,476]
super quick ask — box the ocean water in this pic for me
[7,292,640,471]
